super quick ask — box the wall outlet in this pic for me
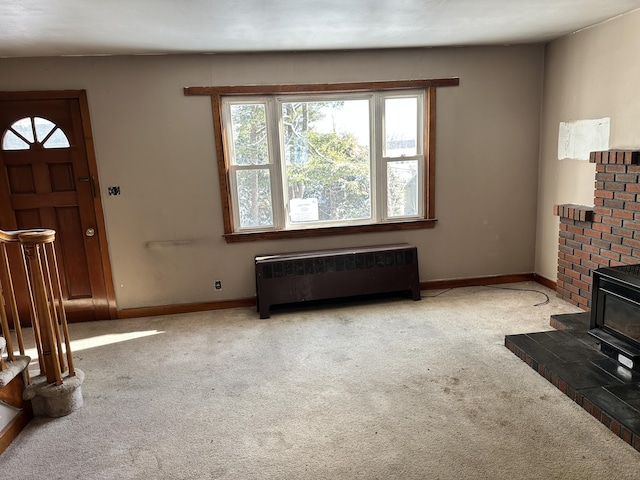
[214,280,222,291]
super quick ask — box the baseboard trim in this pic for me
[533,273,556,291]
[117,272,555,319]
[117,297,256,319]
[420,273,535,291]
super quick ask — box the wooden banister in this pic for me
[0,228,75,386]
[0,230,24,367]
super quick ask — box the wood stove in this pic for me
[589,265,640,372]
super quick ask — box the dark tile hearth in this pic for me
[505,312,640,452]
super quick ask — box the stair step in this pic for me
[0,401,21,433]
[0,356,31,388]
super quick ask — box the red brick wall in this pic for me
[554,150,640,310]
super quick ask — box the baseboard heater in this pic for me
[255,243,421,319]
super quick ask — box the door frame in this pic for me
[0,89,117,320]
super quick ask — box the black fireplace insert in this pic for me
[589,265,640,371]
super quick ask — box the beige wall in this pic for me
[536,10,640,282]
[0,46,544,310]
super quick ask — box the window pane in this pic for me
[387,160,418,217]
[43,128,70,149]
[385,97,418,158]
[2,130,30,150]
[230,104,269,166]
[236,168,273,228]
[11,117,35,143]
[282,99,371,223]
[33,117,56,143]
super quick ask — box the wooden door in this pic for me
[0,91,115,323]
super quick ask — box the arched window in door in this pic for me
[2,116,70,151]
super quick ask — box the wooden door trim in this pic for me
[0,89,117,319]
[0,90,87,101]
[77,91,117,319]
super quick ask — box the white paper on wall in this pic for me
[558,117,610,161]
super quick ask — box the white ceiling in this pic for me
[1,0,640,58]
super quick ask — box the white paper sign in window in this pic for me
[290,198,319,223]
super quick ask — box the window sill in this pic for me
[223,219,437,243]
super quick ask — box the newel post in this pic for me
[19,229,84,417]
[20,231,64,385]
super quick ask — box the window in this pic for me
[2,116,70,150]
[185,78,459,242]
[225,93,424,230]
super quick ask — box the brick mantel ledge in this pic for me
[589,150,640,165]
[553,204,594,222]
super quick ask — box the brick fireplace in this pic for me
[504,153,640,453]
[554,149,640,309]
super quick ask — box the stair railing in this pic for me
[0,229,75,386]
[0,230,27,375]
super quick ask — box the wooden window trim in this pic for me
[185,78,459,243]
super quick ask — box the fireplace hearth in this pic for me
[506,313,640,452]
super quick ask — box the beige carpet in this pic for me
[2,283,639,479]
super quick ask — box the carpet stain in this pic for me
[128,446,164,474]
[499,390,515,400]
[332,352,352,363]
[440,375,466,401]
[209,467,229,479]
[256,429,292,450]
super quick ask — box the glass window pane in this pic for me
[43,128,70,149]
[2,130,30,150]
[282,99,371,223]
[230,104,269,166]
[387,160,419,217]
[33,117,56,143]
[236,168,273,228]
[384,97,418,158]
[11,117,35,143]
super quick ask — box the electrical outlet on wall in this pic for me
[214,280,222,291]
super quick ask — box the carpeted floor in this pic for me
[2,283,639,479]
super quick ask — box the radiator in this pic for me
[255,243,421,318]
